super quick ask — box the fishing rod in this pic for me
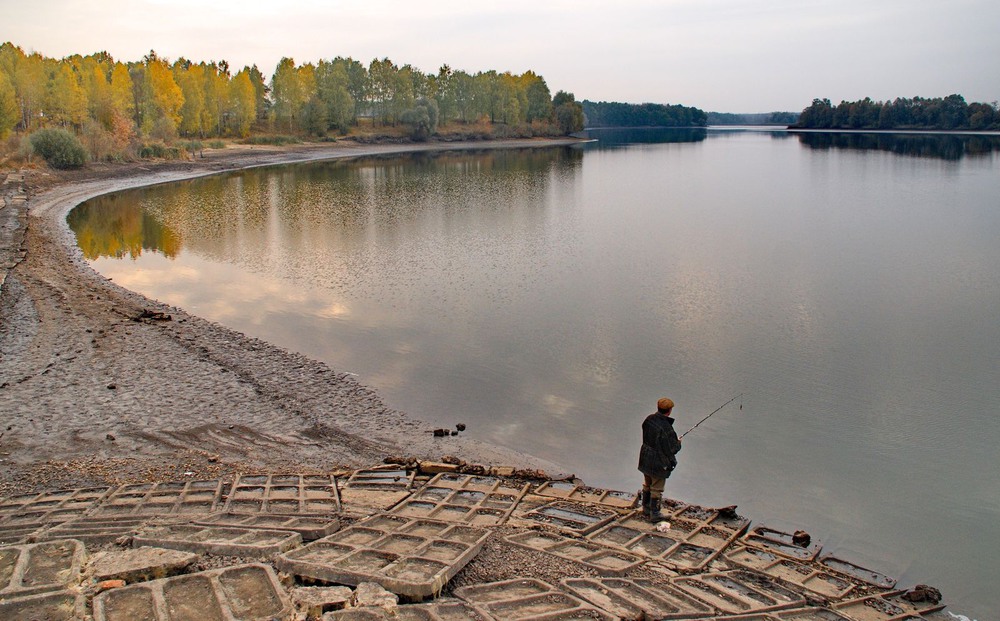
[679,393,744,439]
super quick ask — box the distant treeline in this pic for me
[0,40,586,166]
[707,111,798,126]
[793,95,1000,131]
[581,100,707,128]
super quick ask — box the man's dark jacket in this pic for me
[638,412,682,478]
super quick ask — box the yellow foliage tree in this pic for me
[0,68,18,138]
[44,61,88,128]
[200,63,227,136]
[143,54,184,139]
[174,61,205,137]
[109,62,134,121]
[229,69,256,137]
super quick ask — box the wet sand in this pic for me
[0,139,580,496]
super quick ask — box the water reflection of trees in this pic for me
[69,193,182,260]
[69,147,582,262]
[580,127,708,147]
[795,132,1000,160]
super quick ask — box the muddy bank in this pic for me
[0,139,580,496]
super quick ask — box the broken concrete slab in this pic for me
[322,597,492,619]
[418,461,461,474]
[37,516,176,545]
[87,546,198,583]
[818,555,896,590]
[534,480,637,510]
[776,608,854,620]
[339,468,414,515]
[743,526,824,562]
[676,503,753,538]
[0,589,85,620]
[339,488,413,516]
[392,474,529,526]
[277,515,489,600]
[322,610,387,620]
[195,511,341,541]
[351,581,399,609]
[0,487,111,515]
[454,577,617,620]
[561,576,714,620]
[427,473,525,495]
[512,499,620,535]
[725,545,855,600]
[672,569,808,615]
[0,522,47,546]
[344,467,414,491]
[223,474,341,514]
[833,590,946,620]
[587,510,746,573]
[504,530,645,576]
[0,487,112,526]
[291,585,354,618]
[93,563,291,621]
[93,480,225,516]
[133,523,302,559]
[0,539,85,597]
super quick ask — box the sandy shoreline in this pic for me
[0,139,581,497]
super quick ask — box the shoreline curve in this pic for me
[1,138,582,496]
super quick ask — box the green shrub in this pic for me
[139,143,182,159]
[181,140,203,157]
[208,140,225,149]
[240,135,300,146]
[29,128,88,169]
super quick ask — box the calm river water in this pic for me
[71,129,1000,618]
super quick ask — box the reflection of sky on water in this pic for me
[75,134,1000,619]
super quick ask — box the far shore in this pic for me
[0,137,585,497]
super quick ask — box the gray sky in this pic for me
[4,0,998,112]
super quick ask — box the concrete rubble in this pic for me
[0,463,956,620]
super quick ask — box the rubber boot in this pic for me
[639,490,650,518]
[648,495,664,522]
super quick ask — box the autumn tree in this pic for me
[450,70,476,123]
[522,71,552,123]
[434,65,456,124]
[315,60,354,132]
[73,54,114,127]
[244,64,269,123]
[301,96,328,136]
[173,60,205,136]
[200,62,228,136]
[0,43,45,132]
[109,62,134,120]
[43,61,88,128]
[271,57,306,131]
[389,64,415,124]
[368,57,396,126]
[228,68,257,137]
[131,52,184,141]
[552,90,584,134]
[0,68,18,138]
[329,57,367,122]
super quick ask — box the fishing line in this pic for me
[678,392,745,439]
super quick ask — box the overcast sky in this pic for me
[5,0,999,112]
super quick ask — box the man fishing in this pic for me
[638,397,682,522]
